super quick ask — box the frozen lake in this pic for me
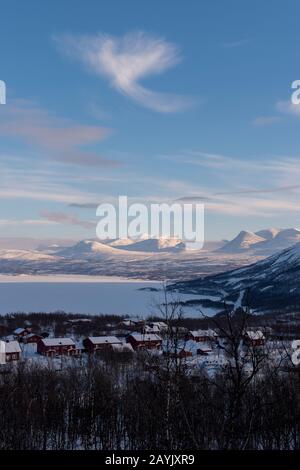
[0,278,215,317]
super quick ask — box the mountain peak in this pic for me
[219,227,300,254]
[218,230,265,253]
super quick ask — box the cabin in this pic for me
[148,321,168,332]
[83,336,122,353]
[13,327,31,340]
[187,329,218,343]
[0,340,21,364]
[143,324,160,334]
[127,332,162,351]
[244,330,265,347]
[120,318,145,329]
[37,338,78,356]
[143,322,168,334]
[23,333,43,344]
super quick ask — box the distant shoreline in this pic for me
[0,274,161,284]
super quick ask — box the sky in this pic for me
[0,0,300,242]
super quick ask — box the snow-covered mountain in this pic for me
[0,249,56,261]
[0,237,256,281]
[108,238,136,248]
[174,242,300,313]
[116,237,186,253]
[218,230,265,253]
[259,228,300,252]
[219,227,300,254]
[255,228,280,240]
[56,239,146,258]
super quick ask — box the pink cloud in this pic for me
[0,100,118,167]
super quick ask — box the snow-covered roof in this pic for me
[130,332,162,342]
[41,338,75,347]
[88,336,122,345]
[5,341,21,353]
[150,322,167,328]
[245,330,265,340]
[186,340,212,353]
[144,325,160,332]
[190,329,217,338]
[13,328,26,335]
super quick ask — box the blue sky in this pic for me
[0,0,300,241]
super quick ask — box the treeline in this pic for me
[0,356,299,450]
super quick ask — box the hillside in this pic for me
[173,242,300,313]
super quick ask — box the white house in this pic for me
[0,340,22,364]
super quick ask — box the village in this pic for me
[0,310,299,451]
[0,312,298,375]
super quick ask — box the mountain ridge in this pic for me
[173,242,300,313]
[218,227,300,254]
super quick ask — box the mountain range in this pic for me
[1,229,300,294]
[218,228,300,254]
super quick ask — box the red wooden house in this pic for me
[23,333,43,344]
[83,336,122,353]
[187,329,218,343]
[127,332,162,351]
[37,338,78,356]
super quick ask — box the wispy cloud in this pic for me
[160,150,300,175]
[40,211,95,229]
[0,162,105,204]
[0,100,118,167]
[252,116,282,127]
[54,31,192,113]
[276,100,300,118]
[158,149,300,217]
[69,202,99,209]
[0,219,56,227]
[177,184,300,201]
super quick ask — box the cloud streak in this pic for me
[41,211,95,229]
[252,116,281,127]
[0,100,118,167]
[55,31,191,113]
[276,100,300,118]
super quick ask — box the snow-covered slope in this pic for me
[56,239,144,258]
[108,238,136,247]
[116,237,186,253]
[259,228,300,252]
[0,250,55,261]
[255,228,280,240]
[174,242,300,313]
[218,231,265,253]
[219,227,300,255]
